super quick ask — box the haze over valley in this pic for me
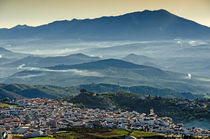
[0,7,210,134]
[1,10,210,93]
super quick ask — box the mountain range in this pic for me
[2,59,210,96]
[0,49,101,78]
[1,46,210,97]
[0,9,210,40]
[0,9,210,99]
[5,53,100,67]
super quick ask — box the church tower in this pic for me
[150,108,154,115]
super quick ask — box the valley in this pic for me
[0,8,210,138]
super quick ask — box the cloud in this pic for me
[188,40,207,46]
[0,54,2,59]
[17,64,26,70]
[176,40,183,47]
[27,48,82,56]
[186,73,192,79]
[16,74,44,79]
[196,77,210,82]
[13,48,83,56]
[19,66,103,77]
[8,40,146,56]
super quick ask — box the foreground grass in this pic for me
[28,137,56,139]
[28,128,205,139]
[0,103,18,107]
[88,129,129,138]
[54,128,130,138]
[130,130,161,137]
[56,131,83,139]
[54,128,163,138]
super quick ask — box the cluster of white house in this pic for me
[0,98,209,138]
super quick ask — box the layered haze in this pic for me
[0,6,210,129]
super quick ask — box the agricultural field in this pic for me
[0,103,18,107]
[47,128,166,139]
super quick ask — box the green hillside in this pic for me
[0,84,77,99]
[0,83,203,99]
[78,83,202,99]
[66,91,210,124]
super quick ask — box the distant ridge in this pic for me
[3,58,210,93]
[6,53,101,67]
[0,9,210,40]
[48,59,158,70]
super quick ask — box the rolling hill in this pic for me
[0,84,77,99]
[0,9,210,40]
[1,83,209,126]
[0,46,29,70]
[6,53,101,67]
[66,91,210,124]
[0,47,26,59]
[77,83,201,99]
[122,53,159,67]
[0,83,203,100]
[3,59,210,95]
[0,47,30,78]
[49,59,158,70]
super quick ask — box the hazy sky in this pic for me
[0,0,210,28]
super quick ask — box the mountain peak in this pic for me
[12,24,30,29]
[126,53,139,57]
[123,9,171,17]
[68,53,89,57]
[153,9,170,13]
[124,53,151,59]
[141,9,169,13]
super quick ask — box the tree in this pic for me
[80,89,87,93]
[3,97,11,102]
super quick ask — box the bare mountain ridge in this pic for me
[1,9,210,40]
